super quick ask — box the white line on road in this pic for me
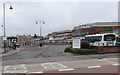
[112,63,120,66]
[95,58,117,64]
[88,66,102,68]
[21,64,26,66]
[58,68,74,71]
[3,64,27,73]
[27,71,43,74]
[41,63,68,70]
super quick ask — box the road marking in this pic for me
[3,64,27,73]
[58,68,74,71]
[27,71,43,74]
[96,58,117,64]
[41,63,68,70]
[21,64,26,66]
[112,63,120,66]
[4,66,10,72]
[88,66,101,68]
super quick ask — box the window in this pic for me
[104,35,115,41]
[116,37,120,42]
[85,36,102,43]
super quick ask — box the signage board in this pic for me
[72,38,81,49]
[3,37,7,40]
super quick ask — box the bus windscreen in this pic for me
[104,35,115,41]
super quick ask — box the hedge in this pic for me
[64,47,99,55]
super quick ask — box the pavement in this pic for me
[1,57,119,74]
[0,48,21,57]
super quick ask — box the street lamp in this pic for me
[36,20,45,37]
[3,2,13,53]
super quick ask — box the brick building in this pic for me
[17,35,33,45]
[72,22,120,38]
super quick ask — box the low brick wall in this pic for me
[100,46,120,53]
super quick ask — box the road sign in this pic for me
[3,37,7,40]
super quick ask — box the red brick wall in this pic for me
[101,46,120,53]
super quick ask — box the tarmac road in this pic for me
[2,45,76,65]
[1,45,119,65]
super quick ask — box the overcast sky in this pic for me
[0,2,118,36]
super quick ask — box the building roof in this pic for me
[53,30,72,34]
[73,22,120,30]
[93,22,120,25]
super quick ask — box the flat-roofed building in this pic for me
[72,22,120,39]
[46,30,72,45]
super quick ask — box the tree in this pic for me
[34,34,37,38]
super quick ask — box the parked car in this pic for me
[16,42,20,47]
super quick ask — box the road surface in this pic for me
[2,45,119,65]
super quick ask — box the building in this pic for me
[17,35,33,46]
[72,22,120,39]
[45,30,72,44]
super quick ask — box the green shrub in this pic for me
[78,49,98,55]
[64,45,72,52]
[70,49,98,55]
[81,41,91,49]
[64,46,99,55]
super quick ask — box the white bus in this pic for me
[85,33,116,46]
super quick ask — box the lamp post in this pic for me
[36,20,45,37]
[3,2,13,53]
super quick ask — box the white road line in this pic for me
[4,71,14,73]
[4,66,10,72]
[21,64,26,66]
[96,58,117,64]
[41,63,68,70]
[112,63,120,66]
[3,64,27,73]
[27,71,43,74]
[58,68,74,71]
[55,63,67,69]
[88,66,102,68]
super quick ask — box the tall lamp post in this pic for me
[3,2,13,53]
[36,20,45,47]
[36,20,45,37]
